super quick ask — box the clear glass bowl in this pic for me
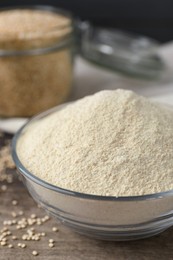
[12,104,173,241]
[78,21,165,79]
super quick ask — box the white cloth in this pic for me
[73,43,173,104]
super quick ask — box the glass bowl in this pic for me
[12,104,173,241]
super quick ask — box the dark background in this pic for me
[0,0,173,43]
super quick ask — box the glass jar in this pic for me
[0,6,74,117]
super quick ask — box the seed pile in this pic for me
[0,132,59,257]
[0,140,15,184]
[0,9,73,117]
[17,89,173,196]
[0,9,71,50]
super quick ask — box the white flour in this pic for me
[17,89,173,196]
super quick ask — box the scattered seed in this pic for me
[1,227,8,232]
[21,243,26,248]
[11,212,17,218]
[12,200,18,206]
[0,142,58,253]
[32,250,38,256]
[1,241,7,246]
[21,224,26,229]
[49,243,54,248]
[52,227,58,232]
[1,185,7,191]
[7,177,13,183]
[19,211,24,216]
[45,216,50,221]
[16,225,21,230]
[6,221,12,226]
[22,235,27,240]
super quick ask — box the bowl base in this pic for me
[73,227,168,241]
[42,204,173,241]
[62,221,169,241]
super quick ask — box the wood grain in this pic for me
[0,133,173,260]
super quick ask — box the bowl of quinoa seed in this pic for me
[0,6,74,117]
[12,89,173,240]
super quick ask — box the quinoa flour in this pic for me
[17,89,173,196]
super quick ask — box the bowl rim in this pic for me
[12,103,173,202]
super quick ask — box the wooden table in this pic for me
[1,133,173,260]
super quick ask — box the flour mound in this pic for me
[17,89,173,196]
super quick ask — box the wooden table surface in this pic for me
[1,133,173,260]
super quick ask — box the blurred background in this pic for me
[1,0,173,133]
[0,0,173,43]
